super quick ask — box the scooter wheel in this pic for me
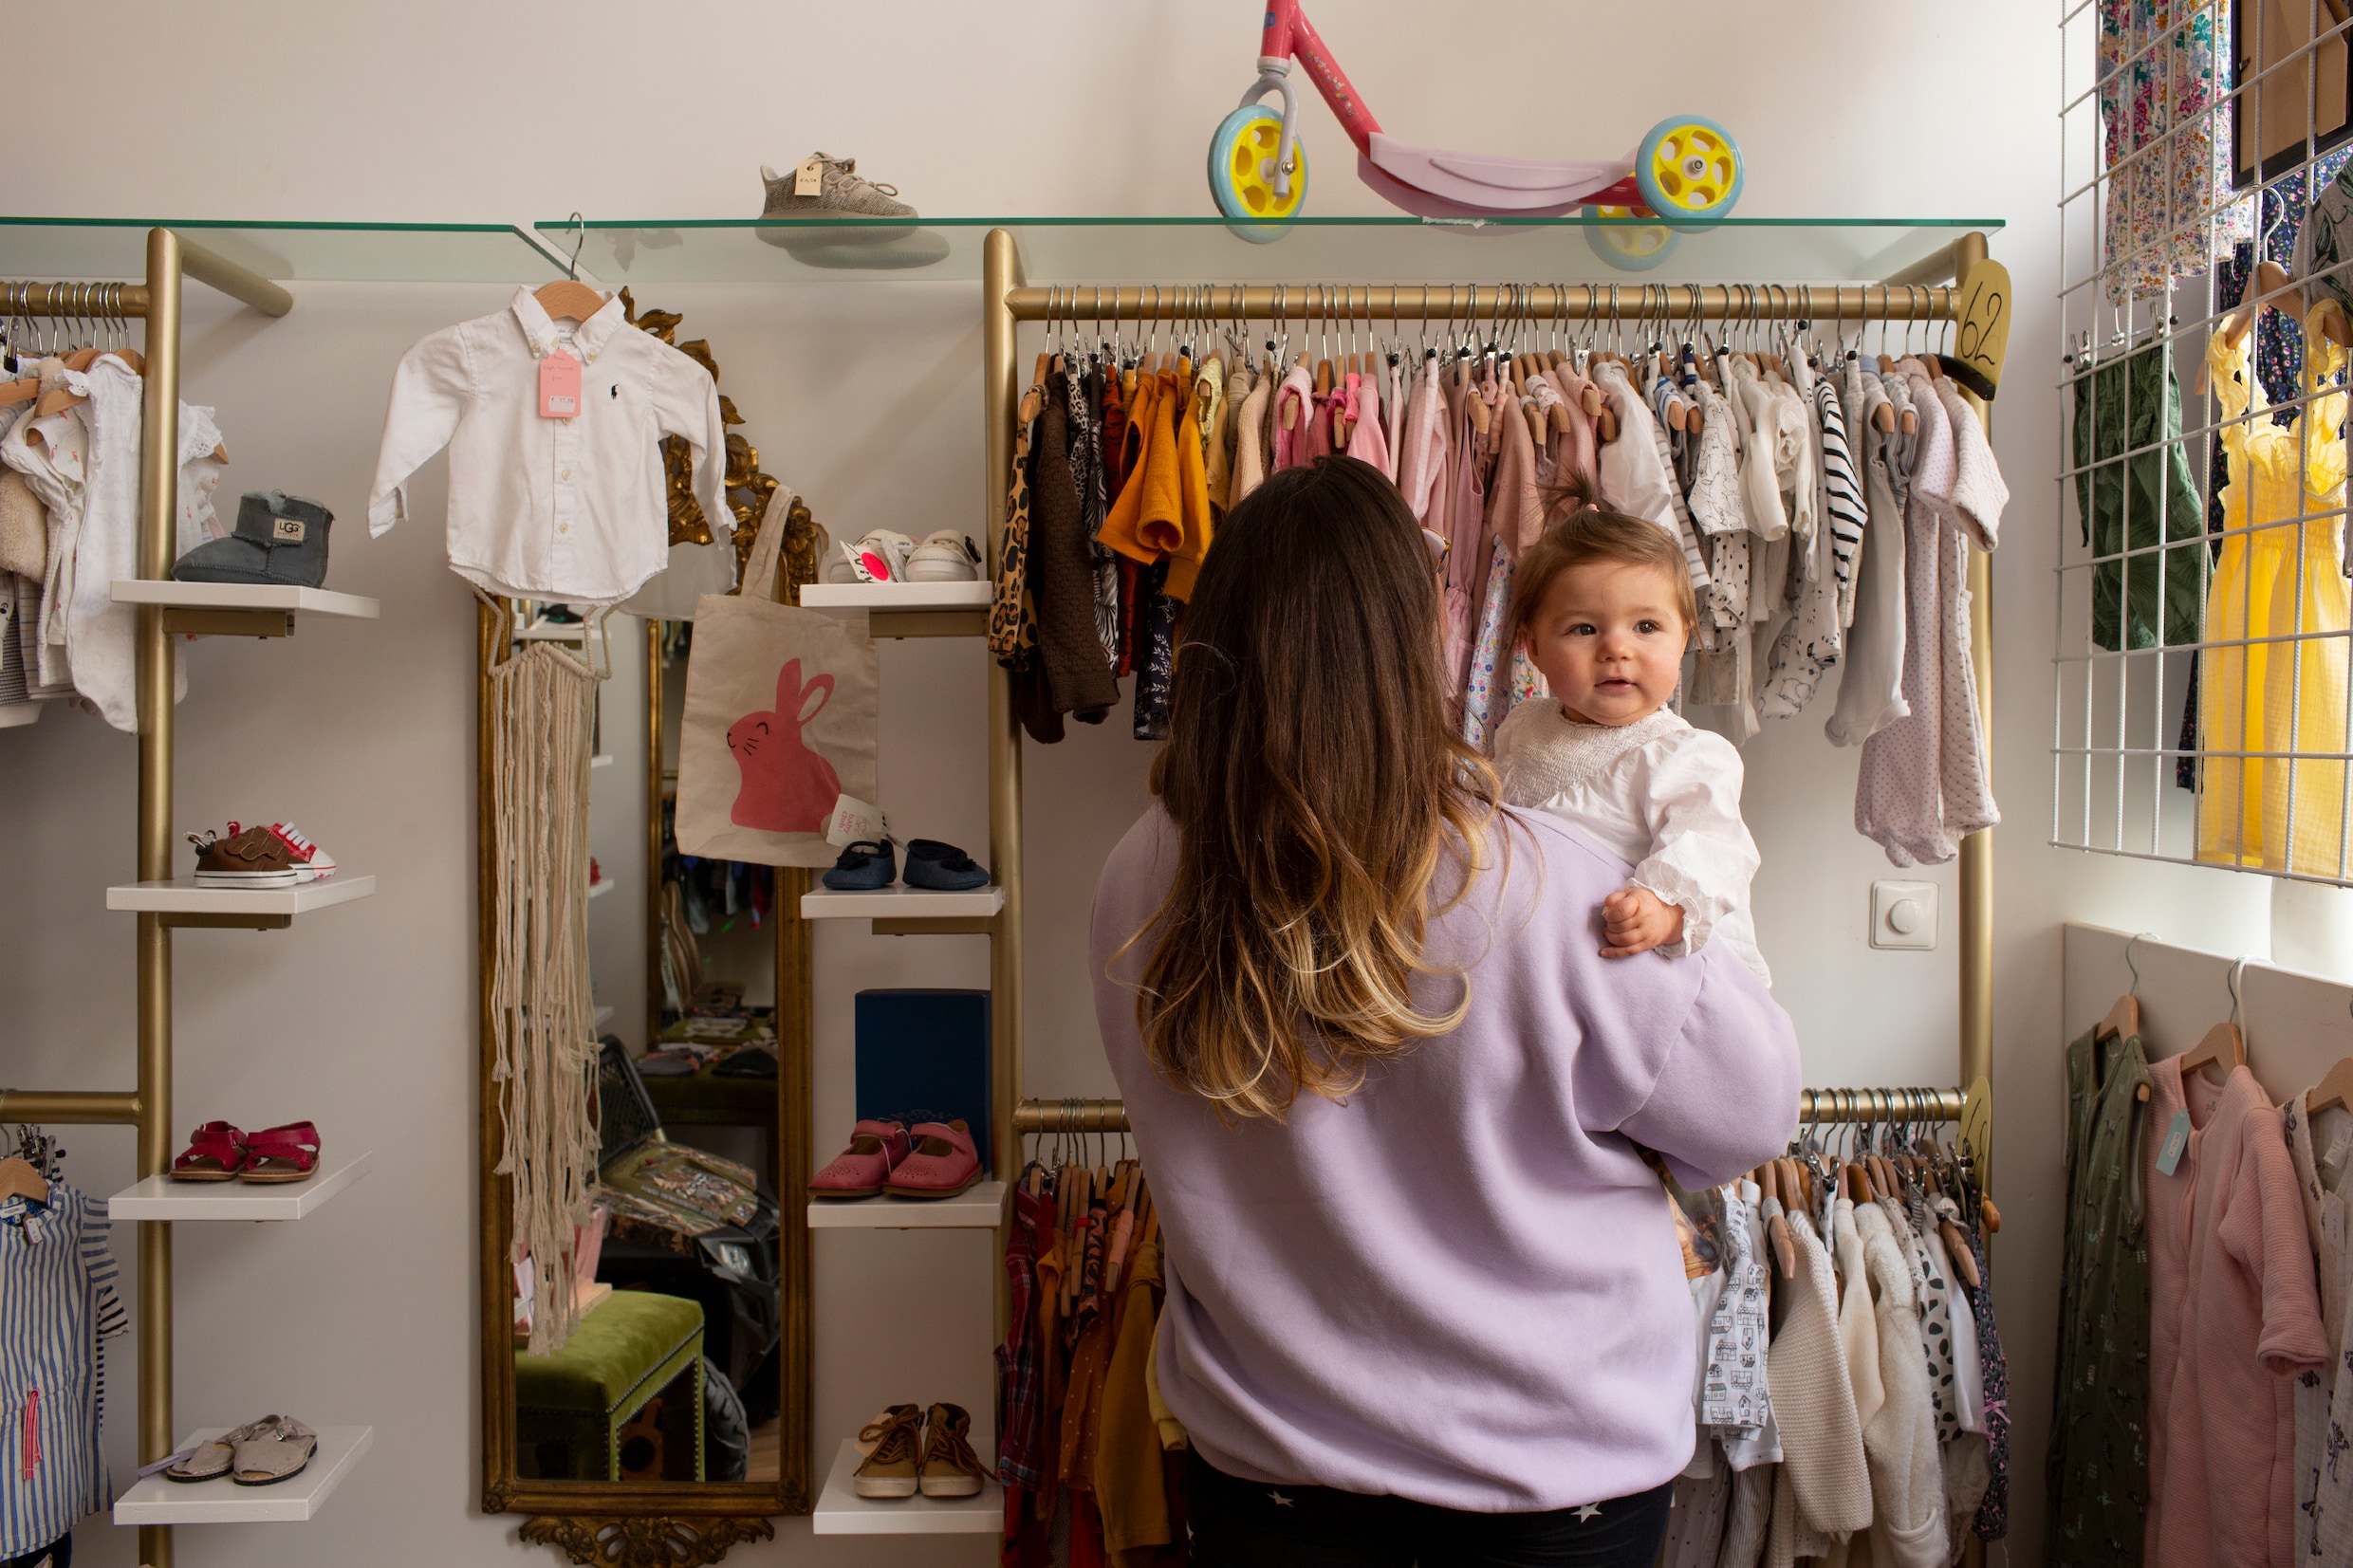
[1208,104,1307,243]
[1636,117,1743,231]
[1585,207,1677,272]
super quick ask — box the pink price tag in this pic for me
[539,351,582,419]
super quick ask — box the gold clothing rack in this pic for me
[978,231,2006,1266]
[1010,1086,1969,1137]
[0,230,292,1568]
[1003,281,1964,324]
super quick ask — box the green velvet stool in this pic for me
[515,1289,705,1481]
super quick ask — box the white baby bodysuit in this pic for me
[1492,699,1771,986]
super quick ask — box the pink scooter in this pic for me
[1208,0,1744,253]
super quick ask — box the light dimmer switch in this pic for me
[1870,880,1938,950]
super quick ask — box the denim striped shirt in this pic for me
[2,1181,125,1557]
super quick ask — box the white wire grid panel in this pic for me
[2056,0,2353,884]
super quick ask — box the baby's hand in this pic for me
[1600,886,1685,958]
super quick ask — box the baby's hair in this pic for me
[1505,470,1698,644]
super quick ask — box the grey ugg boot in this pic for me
[172,490,333,588]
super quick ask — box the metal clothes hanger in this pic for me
[2098,932,2151,1043]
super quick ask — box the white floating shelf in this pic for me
[587,877,615,900]
[107,876,377,916]
[115,1426,373,1524]
[800,884,1004,920]
[800,581,991,614]
[111,580,381,619]
[594,1005,615,1027]
[812,1438,1000,1535]
[591,753,615,769]
[808,1181,1007,1231]
[515,620,589,642]
[109,1150,373,1222]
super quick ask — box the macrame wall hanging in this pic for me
[489,635,602,1356]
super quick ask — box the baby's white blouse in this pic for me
[1492,700,1771,987]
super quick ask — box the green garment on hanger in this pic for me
[2070,342,2208,651]
[2044,1024,2153,1568]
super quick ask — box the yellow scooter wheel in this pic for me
[1637,117,1743,232]
[1209,105,1307,243]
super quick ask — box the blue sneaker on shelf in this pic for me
[902,839,990,892]
[822,839,897,891]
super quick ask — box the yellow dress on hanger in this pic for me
[2198,305,2353,875]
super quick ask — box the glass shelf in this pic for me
[0,218,560,284]
[543,215,2005,287]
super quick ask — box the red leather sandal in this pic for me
[240,1122,321,1184]
[169,1121,249,1182]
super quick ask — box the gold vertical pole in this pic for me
[645,619,664,1043]
[773,865,814,1509]
[983,229,1026,1341]
[136,224,182,1568]
[1951,231,1995,1148]
[1951,228,1994,1568]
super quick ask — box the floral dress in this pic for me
[2098,0,2252,301]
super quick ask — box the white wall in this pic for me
[5,1,2334,1562]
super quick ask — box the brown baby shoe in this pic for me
[189,821,300,888]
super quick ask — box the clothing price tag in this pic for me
[539,351,582,419]
[795,157,824,197]
[825,792,887,849]
[2156,1108,2192,1176]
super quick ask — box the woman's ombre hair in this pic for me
[1121,456,1499,1120]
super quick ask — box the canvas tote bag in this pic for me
[674,492,876,866]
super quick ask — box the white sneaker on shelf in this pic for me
[268,822,337,883]
[821,530,918,584]
[903,530,981,582]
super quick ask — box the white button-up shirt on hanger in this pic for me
[367,287,728,604]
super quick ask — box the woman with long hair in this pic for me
[1092,457,1800,1567]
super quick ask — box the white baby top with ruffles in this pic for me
[1492,699,1770,986]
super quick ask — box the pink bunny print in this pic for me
[727,657,841,833]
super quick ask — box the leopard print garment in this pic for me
[990,382,1042,670]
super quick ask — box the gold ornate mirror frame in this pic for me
[475,299,820,1566]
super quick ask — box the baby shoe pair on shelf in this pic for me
[168,1120,323,1185]
[821,837,989,893]
[811,1119,980,1202]
[821,528,980,585]
[850,1401,988,1501]
[160,1414,318,1487]
[186,821,336,888]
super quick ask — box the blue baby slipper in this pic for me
[822,839,897,891]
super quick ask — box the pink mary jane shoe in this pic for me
[810,1120,912,1200]
[884,1120,981,1200]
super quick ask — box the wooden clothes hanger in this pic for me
[2307,1054,2353,1116]
[0,1155,48,1205]
[535,214,609,327]
[2179,957,2251,1084]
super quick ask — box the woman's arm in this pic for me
[1606,950,1801,1190]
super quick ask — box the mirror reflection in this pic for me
[508,607,787,1487]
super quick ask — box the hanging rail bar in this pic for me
[1002,283,1958,323]
[176,237,293,318]
[0,234,292,321]
[0,1090,142,1125]
[0,282,153,316]
[1011,1086,1967,1137]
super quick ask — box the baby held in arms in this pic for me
[1491,482,1770,987]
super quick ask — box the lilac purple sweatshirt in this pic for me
[1090,806,1801,1512]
